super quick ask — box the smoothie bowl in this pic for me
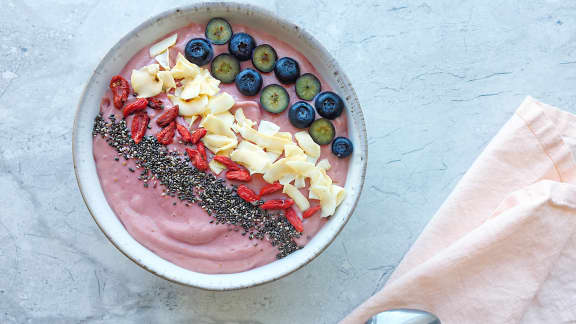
[73,3,367,290]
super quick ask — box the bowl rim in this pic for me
[72,2,368,290]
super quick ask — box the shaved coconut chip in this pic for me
[294,176,306,189]
[155,49,171,70]
[276,132,293,142]
[157,71,175,90]
[131,64,162,98]
[209,159,226,175]
[202,134,237,154]
[238,126,291,154]
[230,141,271,174]
[208,92,235,114]
[283,184,310,211]
[234,108,255,129]
[180,76,202,100]
[309,190,319,200]
[295,131,321,158]
[279,174,296,185]
[307,155,319,165]
[263,158,291,183]
[266,151,281,164]
[284,144,304,158]
[171,53,200,79]
[258,120,280,136]
[317,159,331,170]
[169,94,209,116]
[149,34,177,57]
[286,160,316,175]
[214,111,235,129]
[332,185,346,206]
[202,114,236,138]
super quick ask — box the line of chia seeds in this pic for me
[93,114,300,259]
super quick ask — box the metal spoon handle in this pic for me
[366,309,440,324]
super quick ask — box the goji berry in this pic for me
[197,141,207,161]
[237,185,259,203]
[110,75,129,109]
[185,148,207,171]
[148,97,164,110]
[176,123,192,143]
[131,112,149,144]
[213,155,242,171]
[122,98,148,117]
[260,199,294,210]
[285,208,303,233]
[190,128,207,144]
[156,121,176,145]
[186,148,198,159]
[302,205,321,219]
[225,169,251,182]
[156,105,179,127]
[195,154,208,171]
[258,183,283,199]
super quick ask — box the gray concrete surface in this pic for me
[1,0,575,323]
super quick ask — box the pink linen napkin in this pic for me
[342,97,576,324]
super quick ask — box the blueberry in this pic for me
[184,38,213,66]
[260,84,290,114]
[309,118,335,145]
[274,57,300,84]
[211,54,240,83]
[331,137,353,158]
[205,18,233,45]
[314,91,344,119]
[229,33,256,61]
[235,68,263,96]
[288,101,315,129]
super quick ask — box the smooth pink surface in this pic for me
[342,97,576,323]
[93,23,349,274]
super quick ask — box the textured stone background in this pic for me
[1,0,575,323]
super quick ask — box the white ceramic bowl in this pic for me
[73,2,367,290]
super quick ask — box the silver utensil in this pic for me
[366,309,440,324]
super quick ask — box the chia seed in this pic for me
[93,114,301,258]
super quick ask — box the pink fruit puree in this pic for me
[93,23,349,274]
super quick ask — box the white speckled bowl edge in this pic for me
[72,2,367,291]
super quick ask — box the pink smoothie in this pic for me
[93,23,349,274]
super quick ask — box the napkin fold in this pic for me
[342,97,576,324]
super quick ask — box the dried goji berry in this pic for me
[156,105,179,127]
[197,141,207,161]
[176,123,192,143]
[122,98,148,117]
[213,155,242,171]
[186,148,198,159]
[156,121,176,145]
[237,185,259,203]
[285,208,303,233]
[195,154,208,171]
[258,183,283,199]
[147,97,164,110]
[302,205,321,219]
[190,128,207,144]
[131,112,149,144]
[225,169,251,182]
[110,75,129,109]
[260,199,294,210]
[185,148,207,171]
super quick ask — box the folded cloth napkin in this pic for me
[342,97,576,324]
